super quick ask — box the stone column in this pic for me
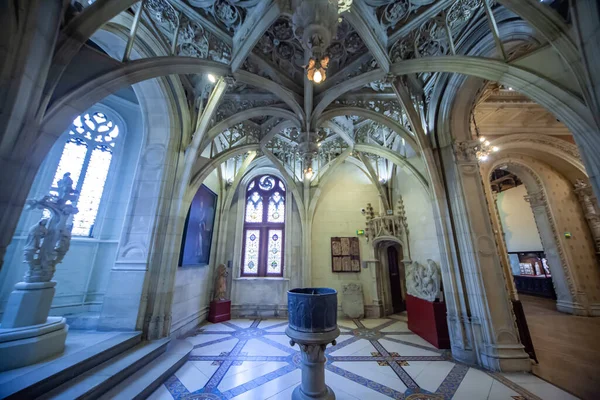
[523,191,581,313]
[0,0,64,271]
[573,179,600,257]
[449,140,530,372]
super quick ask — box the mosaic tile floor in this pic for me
[149,316,578,400]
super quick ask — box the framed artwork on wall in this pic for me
[331,237,361,272]
[179,184,217,266]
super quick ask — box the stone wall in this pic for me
[170,171,220,336]
[311,162,380,307]
[496,185,543,252]
[392,163,442,265]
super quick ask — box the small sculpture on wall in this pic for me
[213,264,228,301]
[406,259,441,302]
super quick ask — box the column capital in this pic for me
[524,191,546,209]
[453,140,481,163]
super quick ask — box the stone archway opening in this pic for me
[485,158,600,398]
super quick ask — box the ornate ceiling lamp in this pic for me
[471,110,499,161]
[292,0,349,84]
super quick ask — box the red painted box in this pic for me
[406,294,450,349]
[208,299,231,323]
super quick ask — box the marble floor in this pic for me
[149,315,577,400]
[521,295,600,400]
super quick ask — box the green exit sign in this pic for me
[356,229,365,236]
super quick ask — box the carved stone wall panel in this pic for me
[342,282,365,318]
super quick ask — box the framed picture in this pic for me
[331,237,361,273]
[179,184,217,266]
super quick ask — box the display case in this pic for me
[510,251,556,299]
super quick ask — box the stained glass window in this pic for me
[47,111,121,237]
[241,175,286,277]
[245,192,263,223]
[243,230,260,275]
[267,192,285,223]
[267,229,283,274]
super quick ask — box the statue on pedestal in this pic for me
[0,172,79,371]
[213,264,228,301]
[23,172,79,283]
[406,260,441,302]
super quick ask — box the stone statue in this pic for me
[56,172,78,202]
[23,218,48,264]
[213,264,228,301]
[406,260,441,302]
[54,226,73,264]
[23,173,79,283]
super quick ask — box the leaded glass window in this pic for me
[47,111,121,237]
[241,175,286,277]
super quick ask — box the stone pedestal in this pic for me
[0,317,68,372]
[1,281,57,328]
[0,281,68,372]
[287,288,340,400]
[406,294,449,349]
[207,299,231,323]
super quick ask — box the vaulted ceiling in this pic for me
[86,0,566,184]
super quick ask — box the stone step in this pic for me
[38,338,171,400]
[0,331,141,400]
[99,339,193,400]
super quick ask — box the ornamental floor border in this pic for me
[149,316,577,400]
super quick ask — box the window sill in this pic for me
[234,277,289,282]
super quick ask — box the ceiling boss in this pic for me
[292,0,352,84]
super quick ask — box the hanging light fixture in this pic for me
[292,0,341,85]
[472,103,499,161]
[306,56,330,84]
[475,136,499,161]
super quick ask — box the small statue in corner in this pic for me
[213,264,228,301]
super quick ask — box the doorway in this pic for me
[387,246,405,313]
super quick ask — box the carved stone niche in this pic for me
[341,283,364,319]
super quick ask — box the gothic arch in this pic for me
[482,155,599,316]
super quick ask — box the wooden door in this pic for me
[388,246,405,313]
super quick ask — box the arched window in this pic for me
[241,175,286,277]
[46,111,121,237]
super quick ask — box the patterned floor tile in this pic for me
[187,333,233,347]
[243,338,290,357]
[174,362,211,392]
[330,338,377,356]
[404,360,456,393]
[388,333,438,349]
[190,338,239,356]
[258,319,287,329]
[380,320,411,333]
[333,361,408,393]
[150,316,571,400]
[379,338,441,357]
[219,361,288,392]
[230,369,301,400]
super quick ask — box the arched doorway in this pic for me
[483,154,600,399]
[374,239,407,317]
